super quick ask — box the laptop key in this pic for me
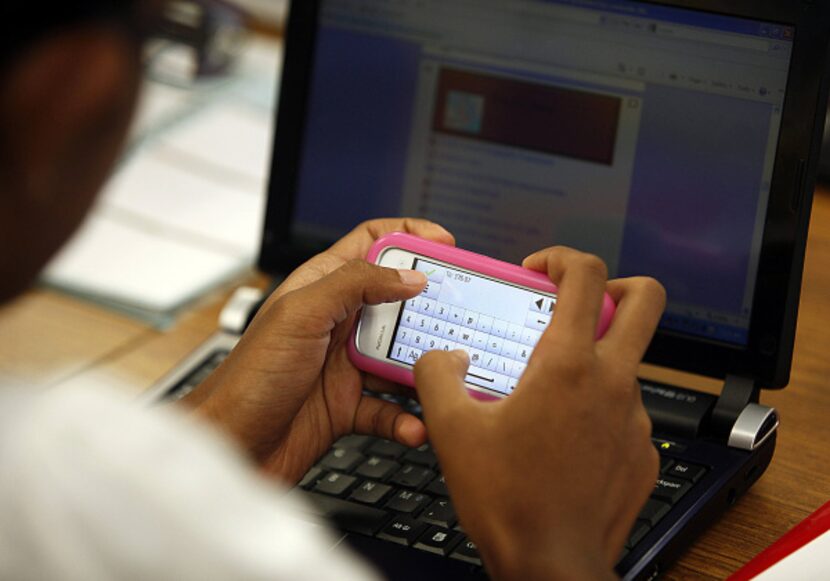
[626,521,650,549]
[386,490,432,514]
[414,526,462,556]
[654,476,693,505]
[425,475,450,497]
[349,481,393,506]
[367,439,408,459]
[355,456,400,481]
[402,443,438,468]
[421,498,457,528]
[313,472,358,497]
[377,515,428,546]
[299,466,325,490]
[659,457,675,474]
[299,492,389,536]
[333,435,373,451]
[666,461,707,483]
[320,448,365,473]
[450,537,482,566]
[390,464,435,489]
[638,498,671,526]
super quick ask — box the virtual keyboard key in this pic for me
[520,327,541,346]
[468,349,485,367]
[421,281,440,300]
[525,311,551,332]
[500,340,519,359]
[386,490,432,514]
[450,537,482,566]
[491,319,508,338]
[653,476,692,504]
[506,323,523,342]
[390,464,435,489]
[414,526,462,556]
[377,516,427,546]
[419,298,437,314]
[473,331,489,350]
[462,310,479,328]
[443,323,461,341]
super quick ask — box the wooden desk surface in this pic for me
[1,193,829,578]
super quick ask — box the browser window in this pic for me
[292,0,794,346]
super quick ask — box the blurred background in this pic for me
[41,0,287,327]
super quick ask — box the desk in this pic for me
[1,193,829,578]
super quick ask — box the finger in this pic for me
[414,350,475,439]
[280,260,426,331]
[352,395,427,447]
[329,218,455,262]
[524,247,608,347]
[364,374,416,399]
[598,278,666,363]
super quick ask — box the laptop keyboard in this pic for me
[297,434,709,570]
[167,353,709,571]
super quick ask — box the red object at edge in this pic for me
[728,499,830,580]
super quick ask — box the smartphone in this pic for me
[348,233,616,400]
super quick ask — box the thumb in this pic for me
[414,350,474,435]
[280,259,426,331]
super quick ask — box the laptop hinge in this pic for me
[710,374,760,442]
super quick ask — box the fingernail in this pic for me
[398,270,427,286]
[451,350,470,365]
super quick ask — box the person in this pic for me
[0,1,666,579]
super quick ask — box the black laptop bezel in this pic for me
[260,0,830,390]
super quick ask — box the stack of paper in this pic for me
[43,39,282,325]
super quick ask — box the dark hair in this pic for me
[2,1,146,68]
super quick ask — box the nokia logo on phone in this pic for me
[376,325,387,351]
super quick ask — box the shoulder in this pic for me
[0,386,377,581]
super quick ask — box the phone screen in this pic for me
[387,258,556,395]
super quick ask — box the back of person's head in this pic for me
[0,0,162,303]
[1,1,154,69]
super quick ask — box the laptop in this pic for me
[146,0,830,578]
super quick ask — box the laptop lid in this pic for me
[260,0,830,389]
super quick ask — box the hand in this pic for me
[194,219,455,483]
[414,247,666,580]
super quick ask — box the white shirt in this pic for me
[0,385,378,581]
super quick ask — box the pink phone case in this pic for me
[347,232,616,399]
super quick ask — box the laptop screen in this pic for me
[287,0,794,347]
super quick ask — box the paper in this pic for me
[42,36,280,322]
[155,100,275,182]
[101,151,265,255]
[754,529,830,580]
[44,216,247,314]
